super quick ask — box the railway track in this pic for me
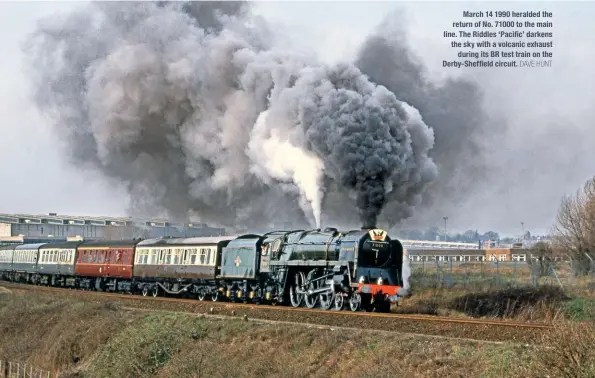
[0,281,552,343]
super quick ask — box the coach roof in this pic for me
[137,236,237,247]
[14,243,46,250]
[40,241,83,250]
[78,240,140,248]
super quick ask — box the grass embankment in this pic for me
[1,290,595,377]
[402,263,595,322]
[394,286,595,322]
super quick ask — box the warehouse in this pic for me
[0,212,225,244]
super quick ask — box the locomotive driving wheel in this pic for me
[319,293,333,310]
[349,292,361,312]
[198,292,206,301]
[290,271,306,307]
[141,286,149,297]
[333,293,344,311]
[152,286,159,298]
[304,269,319,309]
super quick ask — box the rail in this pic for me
[1,281,552,330]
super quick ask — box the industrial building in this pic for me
[0,212,225,245]
[406,247,532,263]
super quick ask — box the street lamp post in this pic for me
[443,216,448,242]
[521,222,525,240]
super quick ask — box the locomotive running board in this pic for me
[268,260,345,267]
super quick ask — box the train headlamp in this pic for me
[359,276,365,284]
[377,277,384,285]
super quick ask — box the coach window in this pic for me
[199,248,206,264]
[206,248,212,264]
[165,250,171,264]
[189,249,197,264]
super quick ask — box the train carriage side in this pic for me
[38,241,82,277]
[133,236,235,297]
[0,245,15,280]
[11,243,44,283]
[75,240,139,291]
[37,241,82,286]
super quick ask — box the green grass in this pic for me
[562,297,595,321]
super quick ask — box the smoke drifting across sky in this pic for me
[19,1,595,235]
[23,1,438,230]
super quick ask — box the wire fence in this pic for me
[0,360,53,378]
[409,258,595,292]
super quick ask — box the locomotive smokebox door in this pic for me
[220,236,260,279]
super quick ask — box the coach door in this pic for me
[101,249,111,277]
[110,249,124,277]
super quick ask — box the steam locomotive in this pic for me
[0,227,405,312]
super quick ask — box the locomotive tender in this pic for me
[0,227,405,312]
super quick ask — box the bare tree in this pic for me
[552,177,595,274]
[528,241,553,277]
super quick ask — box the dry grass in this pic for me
[535,322,595,378]
[394,286,572,322]
[2,289,595,377]
[0,290,540,378]
[0,293,136,374]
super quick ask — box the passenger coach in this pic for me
[12,243,43,283]
[37,241,82,286]
[75,239,138,291]
[133,236,233,298]
[0,245,14,280]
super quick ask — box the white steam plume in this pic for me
[247,110,325,228]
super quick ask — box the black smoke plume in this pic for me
[23,1,437,230]
[355,19,494,229]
